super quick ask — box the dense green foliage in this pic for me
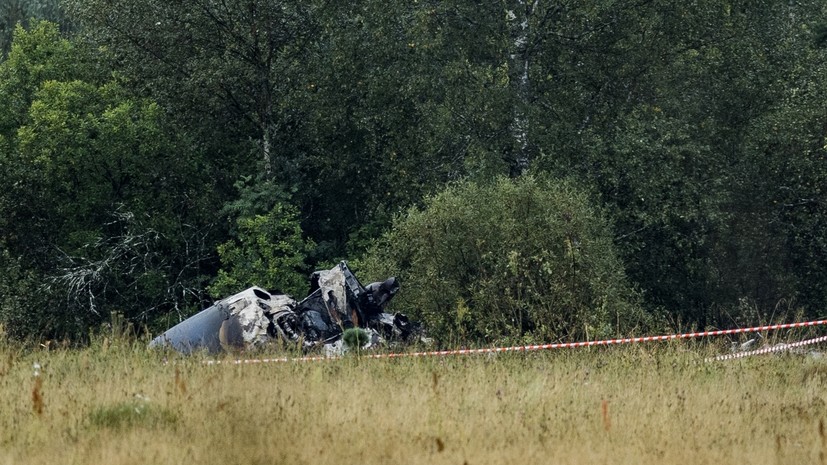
[0,22,220,337]
[1,0,70,57]
[360,176,651,343]
[1,1,827,342]
[210,201,313,299]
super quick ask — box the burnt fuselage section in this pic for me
[149,262,413,354]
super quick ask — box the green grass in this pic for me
[0,338,825,465]
[88,400,177,430]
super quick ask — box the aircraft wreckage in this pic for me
[149,262,420,355]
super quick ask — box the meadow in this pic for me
[1,337,825,465]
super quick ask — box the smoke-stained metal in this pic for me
[149,262,417,355]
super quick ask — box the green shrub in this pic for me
[360,175,653,345]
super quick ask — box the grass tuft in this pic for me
[88,400,177,430]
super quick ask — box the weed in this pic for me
[88,400,177,430]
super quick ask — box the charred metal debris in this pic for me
[149,262,422,355]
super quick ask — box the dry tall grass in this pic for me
[1,339,825,465]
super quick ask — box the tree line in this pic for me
[1,0,826,343]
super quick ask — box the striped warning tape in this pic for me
[706,334,827,362]
[205,319,827,365]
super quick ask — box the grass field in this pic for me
[1,338,826,465]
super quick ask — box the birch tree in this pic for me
[505,1,534,175]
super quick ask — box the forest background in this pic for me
[2,0,827,345]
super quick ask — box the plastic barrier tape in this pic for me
[204,319,827,365]
[706,334,827,362]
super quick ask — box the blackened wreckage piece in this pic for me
[149,262,415,354]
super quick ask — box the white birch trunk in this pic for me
[506,0,535,175]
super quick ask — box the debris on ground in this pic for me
[149,261,422,355]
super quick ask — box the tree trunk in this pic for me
[507,0,534,176]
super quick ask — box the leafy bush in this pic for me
[360,175,654,345]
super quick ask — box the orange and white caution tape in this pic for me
[205,319,827,365]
